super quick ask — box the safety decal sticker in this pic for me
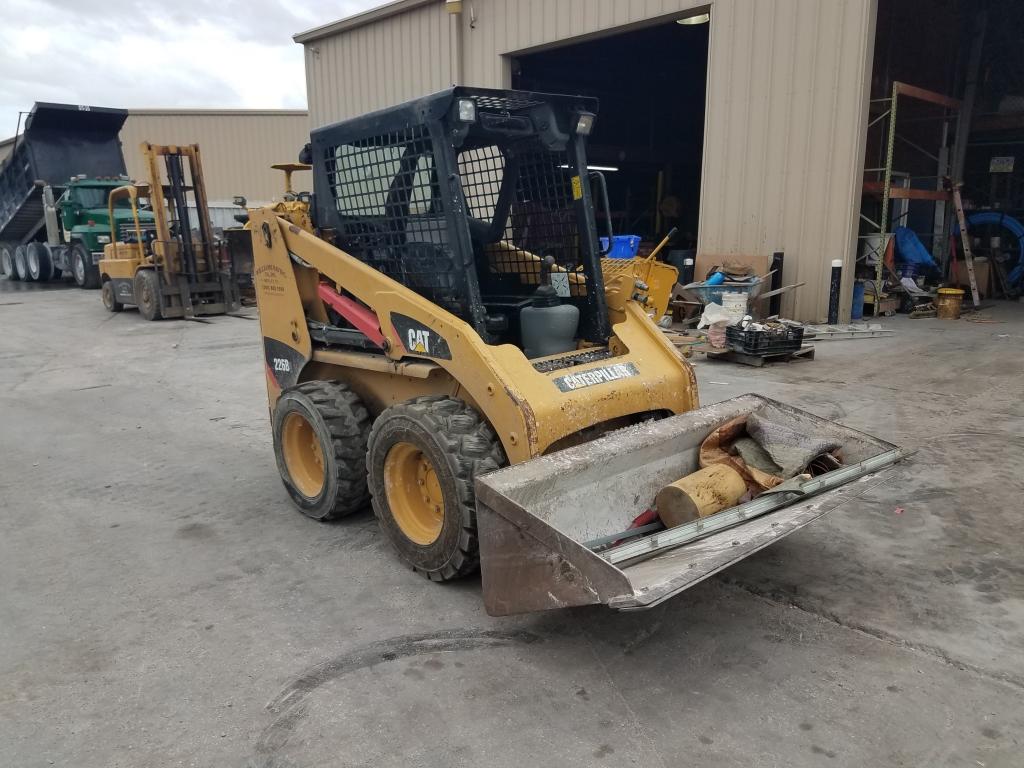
[570,175,583,200]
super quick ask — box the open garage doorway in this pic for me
[511,14,710,259]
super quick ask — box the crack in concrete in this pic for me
[720,578,1024,691]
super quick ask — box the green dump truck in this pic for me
[0,102,153,287]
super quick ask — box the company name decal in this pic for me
[553,363,639,392]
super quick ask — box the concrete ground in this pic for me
[1,277,1022,768]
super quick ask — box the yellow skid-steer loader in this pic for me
[248,88,908,615]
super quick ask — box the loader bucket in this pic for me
[475,394,908,616]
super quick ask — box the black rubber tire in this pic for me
[13,246,29,281]
[72,242,100,288]
[135,270,162,321]
[366,396,505,582]
[27,243,53,282]
[0,244,17,281]
[272,381,371,520]
[101,281,124,312]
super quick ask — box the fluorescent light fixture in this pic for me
[677,12,710,24]
[558,164,619,172]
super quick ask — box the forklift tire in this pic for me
[0,244,17,280]
[72,243,100,289]
[101,281,124,312]
[367,396,505,582]
[135,270,162,321]
[272,381,371,520]
[13,246,30,281]
[27,243,53,282]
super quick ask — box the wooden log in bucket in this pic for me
[656,464,747,528]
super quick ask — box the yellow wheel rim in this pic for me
[384,441,444,545]
[282,411,326,498]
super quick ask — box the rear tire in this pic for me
[101,281,124,312]
[0,244,17,280]
[135,270,162,320]
[367,396,505,581]
[72,242,100,288]
[13,246,29,281]
[272,381,372,520]
[27,243,53,282]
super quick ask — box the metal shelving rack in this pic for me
[861,81,963,315]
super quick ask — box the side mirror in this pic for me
[232,195,247,208]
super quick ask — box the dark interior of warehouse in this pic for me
[861,0,1024,314]
[512,17,710,255]
[509,0,1024,318]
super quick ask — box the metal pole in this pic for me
[827,259,842,324]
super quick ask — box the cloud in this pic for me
[0,0,382,137]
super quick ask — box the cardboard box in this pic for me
[950,256,990,298]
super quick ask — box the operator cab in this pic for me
[309,87,611,355]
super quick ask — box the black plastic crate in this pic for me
[726,324,804,355]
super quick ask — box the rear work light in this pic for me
[575,112,595,136]
[457,98,477,123]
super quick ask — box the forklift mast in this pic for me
[142,143,216,284]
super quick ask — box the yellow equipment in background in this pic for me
[99,143,238,320]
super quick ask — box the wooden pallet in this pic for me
[703,345,815,367]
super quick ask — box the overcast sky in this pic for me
[1,0,383,138]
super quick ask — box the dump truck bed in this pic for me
[0,103,128,241]
[475,394,907,616]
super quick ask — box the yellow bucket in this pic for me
[935,287,964,320]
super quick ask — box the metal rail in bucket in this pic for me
[475,394,909,616]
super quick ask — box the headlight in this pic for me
[457,98,477,122]
[96,235,111,243]
[575,112,595,136]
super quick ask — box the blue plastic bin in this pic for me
[851,281,865,320]
[600,235,641,259]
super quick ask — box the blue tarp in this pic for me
[894,226,938,270]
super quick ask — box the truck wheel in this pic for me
[101,281,124,312]
[367,396,505,581]
[135,270,163,320]
[0,244,17,280]
[13,246,30,281]
[27,243,53,282]
[72,242,100,288]
[272,381,371,520]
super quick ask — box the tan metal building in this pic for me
[2,109,311,204]
[119,109,310,203]
[295,0,878,321]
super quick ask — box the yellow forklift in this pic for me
[99,143,238,319]
[247,88,908,615]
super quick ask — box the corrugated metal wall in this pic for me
[119,111,311,203]
[301,0,878,321]
[303,6,458,128]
